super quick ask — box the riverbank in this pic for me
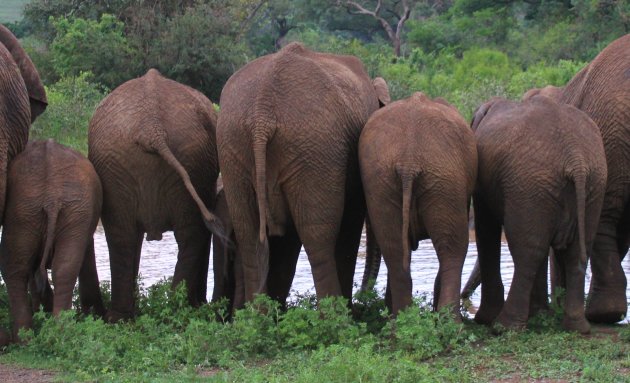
[0,282,627,382]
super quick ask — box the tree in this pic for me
[333,0,415,56]
[50,14,137,88]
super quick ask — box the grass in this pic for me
[0,0,26,23]
[0,279,627,382]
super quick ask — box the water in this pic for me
[93,226,630,318]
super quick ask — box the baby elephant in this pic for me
[359,92,477,317]
[471,95,607,333]
[0,140,105,344]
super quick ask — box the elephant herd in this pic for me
[0,24,629,345]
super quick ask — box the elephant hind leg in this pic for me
[173,224,211,306]
[1,227,41,340]
[424,200,469,320]
[78,239,105,317]
[102,218,143,322]
[554,244,590,333]
[473,196,504,325]
[496,207,554,331]
[50,235,90,316]
[586,220,628,323]
[267,226,302,308]
[333,189,365,302]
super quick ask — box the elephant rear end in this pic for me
[359,92,477,317]
[472,95,606,333]
[88,69,220,321]
[0,140,104,343]
[217,43,389,305]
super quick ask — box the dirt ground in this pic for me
[0,363,56,383]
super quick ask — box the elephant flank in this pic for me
[571,171,588,266]
[398,169,419,273]
[154,142,227,244]
[253,136,270,292]
[36,205,59,294]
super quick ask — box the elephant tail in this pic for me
[360,216,381,293]
[253,136,270,292]
[36,204,59,294]
[572,171,588,266]
[154,143,227,244]
[399,169,418,274]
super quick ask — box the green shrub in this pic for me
[279,297,365,350]
[30,72,106,154]
[382,303,465,359]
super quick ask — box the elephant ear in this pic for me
[372,77,390,107]
[0,24,47,122]
[471,98,501,132]
[521,88,541,101]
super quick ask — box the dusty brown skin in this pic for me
[359,93,477,316]
[211,187,237,313]
[0,24,47,227]
[88,69,222,322]
[217,43,389,306]
[472,96,607,333]
[0,140,104,344]
[508,35,630,324]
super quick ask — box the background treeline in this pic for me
[2,0,630,152]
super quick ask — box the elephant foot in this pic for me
[474,304,502,325]
[0,328,12,347]
[562,316,590,334]
[105,309,135,323]
[492,312,527,333]
[585,290,627,324]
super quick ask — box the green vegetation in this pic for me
[0,279,627,382]
[1,1,629,380]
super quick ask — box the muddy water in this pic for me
[93,226,630,318]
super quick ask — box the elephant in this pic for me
[471,95,607,333]
[521,35,630,323]
[0,24,47,226]
[0,140,105,344]
[88,69,223,322]
[358,92,477,317]
[217,42,390,306]
[211,186,238,314]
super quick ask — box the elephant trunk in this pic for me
[36,205,59,294]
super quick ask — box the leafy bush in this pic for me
[50,14,137,88]
[382,303,465,359]
[30,72,107,154]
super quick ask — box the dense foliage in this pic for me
[5,1,630,153]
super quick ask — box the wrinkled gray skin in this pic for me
[217,43,390,307]
[89,69,223,322]
[0,140,104,345]
[0,24,47,227]
[472,96,607,333]
[359,93,477,317]
[466,35,630,324]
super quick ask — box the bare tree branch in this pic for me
[336,0,414,56]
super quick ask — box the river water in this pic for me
[93,226,630,319]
